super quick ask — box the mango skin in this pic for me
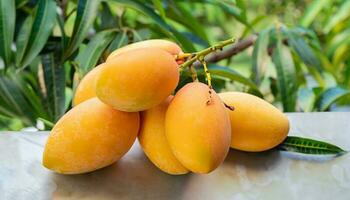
[219,92,289,152]
[73,64,104,106]
[139,96,189,175]
[96,48,179,112]
[42,98,140,174]
[165,82,231,174]
[106,39,182,61]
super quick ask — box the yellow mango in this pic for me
[73,64,104,106]
[139,96,189,175]
[165,82,231,174]
[106,39,182,61]
[96,48,179,112]
[219,92,289,152]
[42,98,140,174]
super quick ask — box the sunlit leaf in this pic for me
[323,0,350,33]
[299,0,329,27]
[66,0,101,58]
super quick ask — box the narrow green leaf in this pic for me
[100,2,117,30]
[299,0,329,27]
[105,31,129,55]
[40,52,66,122]
[271,35,297,112]
[277,136,347,155]
[284,29,323,73]
[297,87,316,112]
[66,0,101,58]
[0,75,37,126]
[15,15,33,66]
[316,87,350,111]
[252,29,269,84]
[20,0,57,67]
[323,0,350,33]
[0,0,15,65]
[111,0,196,52]
[236,0,247,22]
[206,65,263,96]
[152,0,166,19]
[167,2,209,43]
[75,30,116,75]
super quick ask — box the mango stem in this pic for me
[179,37,236,71]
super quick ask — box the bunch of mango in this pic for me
[42,40,289,175]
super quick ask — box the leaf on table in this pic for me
[277,136,347,156]
[0,0,15,66]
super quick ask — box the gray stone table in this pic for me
[1,112,350,200]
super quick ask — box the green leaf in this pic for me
[299,0,329,27]
[40,52,66,122]
[111,0,196,52]
[66,0,101,58]
[0,0,15,66]
[206,65,262,96]
[75,30,116,75]
[0,74,38,126]
[323,0,350,33]
[152,0,165,19]
[252,29,269,84]
[297,87,316,112]
[19,0,57,68]
[271,35,297,112]
[100,2,117,30]
[284,29,323,73]
[316,87,350,111]
[167,2,209,43]
[277,136,347,155]
[15,16,33,66]
[105,31,129,55]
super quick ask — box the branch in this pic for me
[193,35,258,68]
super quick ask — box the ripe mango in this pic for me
[165,82,231,174]
[42,98,140,174]
[139,96,189,175]
[73,64,104,106]
[106,39,182,61]
[96,48,179,112]
[219,92,289,152]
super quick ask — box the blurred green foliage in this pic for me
[0,0,349,130]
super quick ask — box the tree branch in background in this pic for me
[193,35,258,68]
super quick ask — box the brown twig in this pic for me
[193,35,258,68]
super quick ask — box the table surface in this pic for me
[1,112,350,200]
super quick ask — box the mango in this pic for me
[139,96,189,175]
[106,39,182,61]
[165,82,231,173]
[219,92,289,152]
[96,48,179,112]
[42,98,140,174]
[73,64,104,106]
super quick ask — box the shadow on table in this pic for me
[50,147,283,199]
